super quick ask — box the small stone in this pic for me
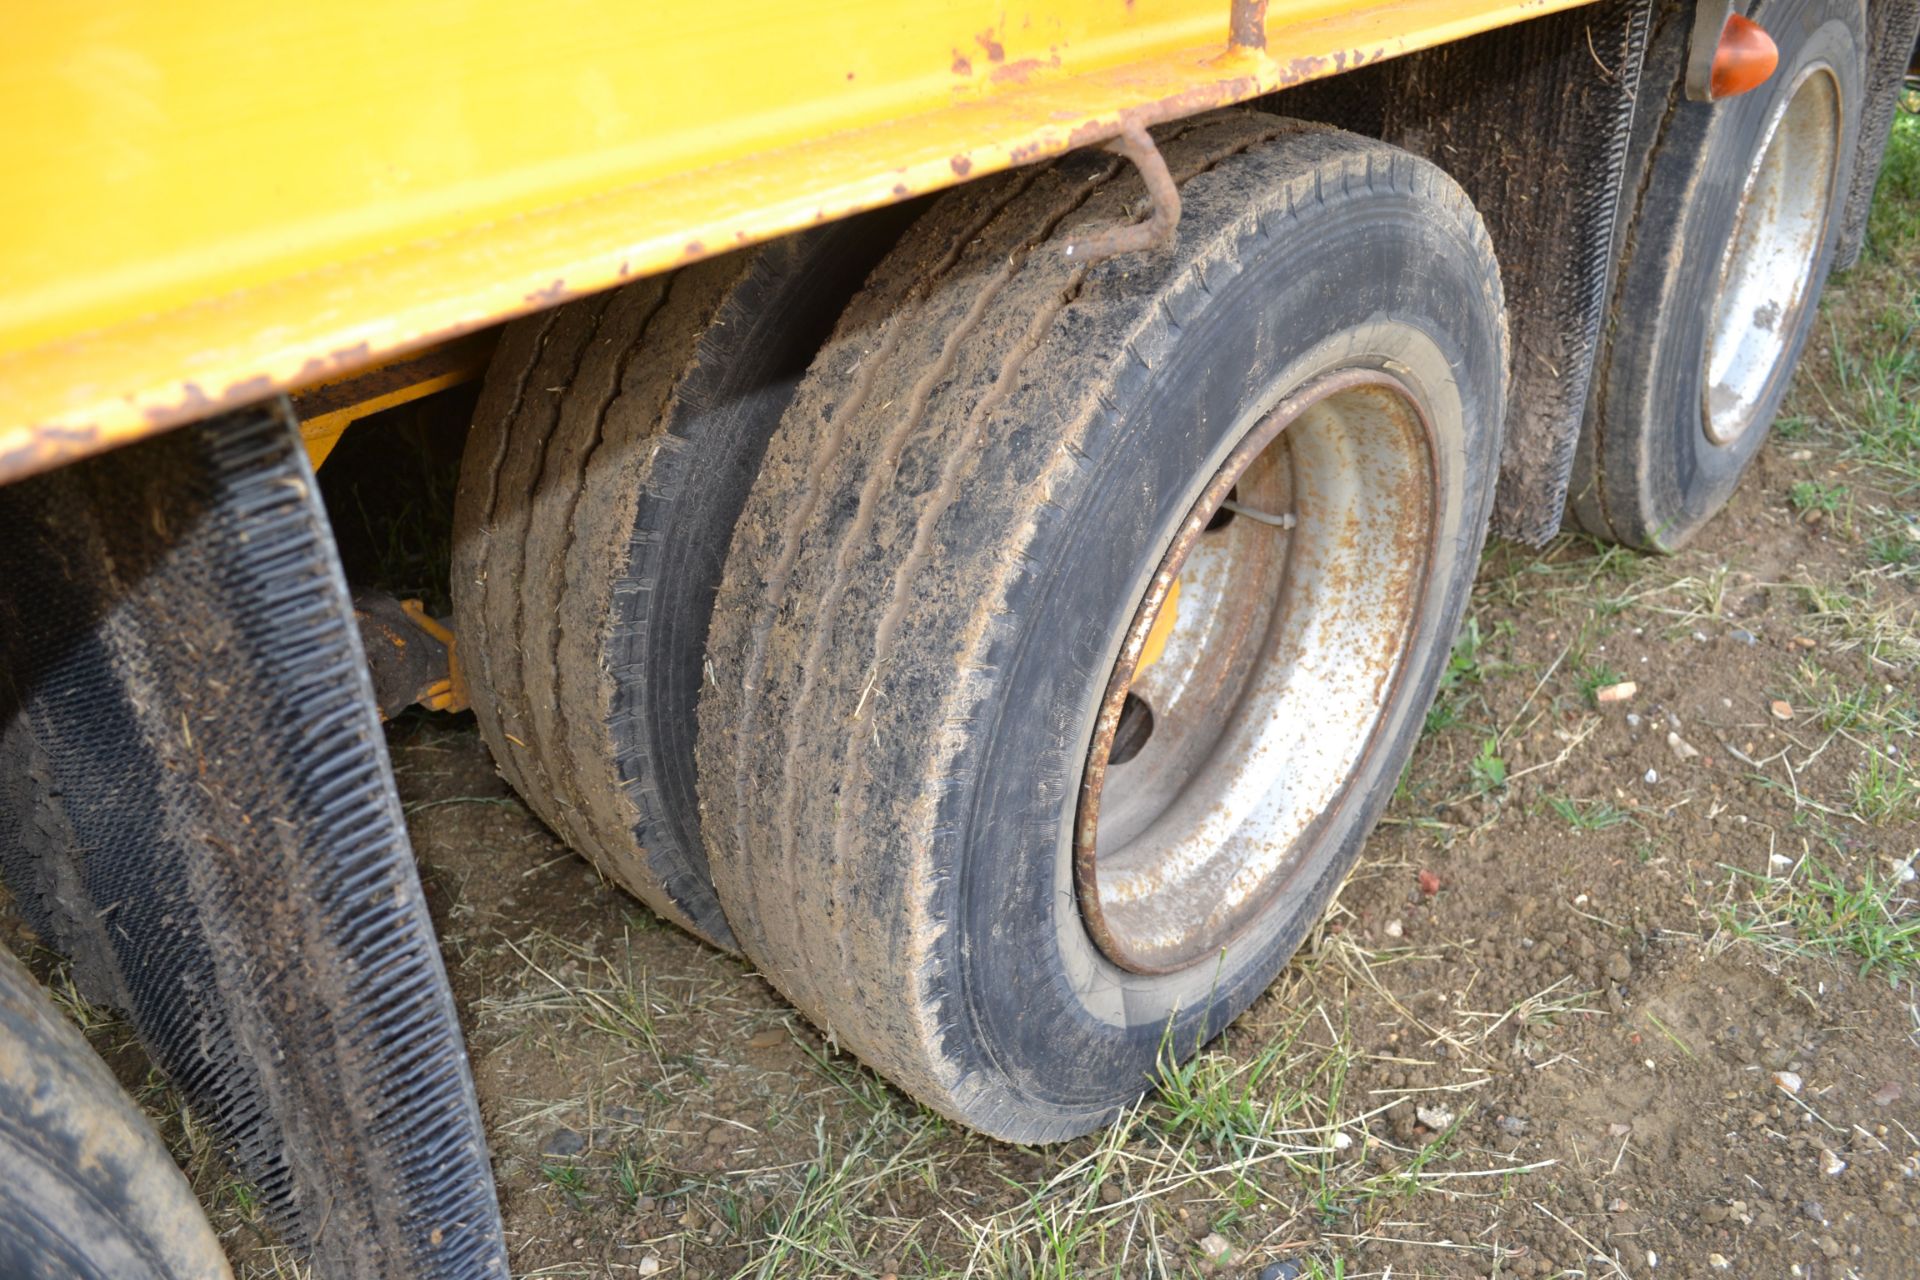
[1099,1181,1123,1205]
[1802,1200,1826,1224]
[1605,952,1633,981]
[1384,919,1404,939]
[541,1127,586,1157]
[1819,1236,1842,1259]
[747,1027,785,1049]
[1596,681,1638,704]
[1645,768,1660,784]
[1667,732,1700,760]
[1709,1253,1732,1269]
[1774,1071,1803,1095]
[1258,1263,1306,1280]
[1871,1082,1903,1107]
[1730,629,1757,646]
[1198,1232,1232,1263]
[636,1257,662,1277]
[1770,700,1795,721]
[1416,1103,1456,1130]
[1821,1148,1847,1177]
[634,1195,656,1214]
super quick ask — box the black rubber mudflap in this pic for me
[0,403,506,1278]
[1275,0,1653,545]
[1835,0,1920,269]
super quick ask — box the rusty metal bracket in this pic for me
[1229,0,1269,51]
[353,591,470,719]
[1062,118,1182,264]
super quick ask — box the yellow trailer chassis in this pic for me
[0,0,1595,486]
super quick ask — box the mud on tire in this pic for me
[0,947,231,1280]
[697,112,1510,1141]
[451,218,908,946]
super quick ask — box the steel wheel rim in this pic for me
[1703,65,1841,447]
[1074,368,1438,975]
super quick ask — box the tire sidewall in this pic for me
[940,186,1505,1126]
[1610,0,1865,549]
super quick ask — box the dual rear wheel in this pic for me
[1571,0,1866,549]
[457,15,1870,1121]
[454,113,1508,1139]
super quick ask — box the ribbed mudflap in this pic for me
[0,403,506,1279]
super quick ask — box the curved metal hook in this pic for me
[1061,119,1182,264]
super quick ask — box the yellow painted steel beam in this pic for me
[0,0,1596,486]
[290,330,498,469]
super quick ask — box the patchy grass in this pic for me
[1720,855,1920,984]
[1865,98,1920,254]
[1423,617,1492,736]
[1808,102,1920,498]
[1847,742,1919,825]
[1544,795,1634,832]
[1788,477,1850,516]
[1796,573,1920,672]
[1572,659,1627,707]
[478,929,669,1067]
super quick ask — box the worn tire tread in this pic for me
[699,112,1493,1134]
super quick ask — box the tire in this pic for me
[0,947,232,1280]
[451,215,911,947]
[1570,0,1867,551]
[697,112,1508,1141]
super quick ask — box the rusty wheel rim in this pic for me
[1074,368,1438,975]
[1703,64,1841,447]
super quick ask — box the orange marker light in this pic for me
[1710,14,1780,99]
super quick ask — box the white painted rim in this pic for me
[1703,65,1842,446]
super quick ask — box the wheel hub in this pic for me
[1703,65,1842,446]
[1075,368,1437,974]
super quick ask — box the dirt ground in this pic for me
[5,109,1916,1280]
